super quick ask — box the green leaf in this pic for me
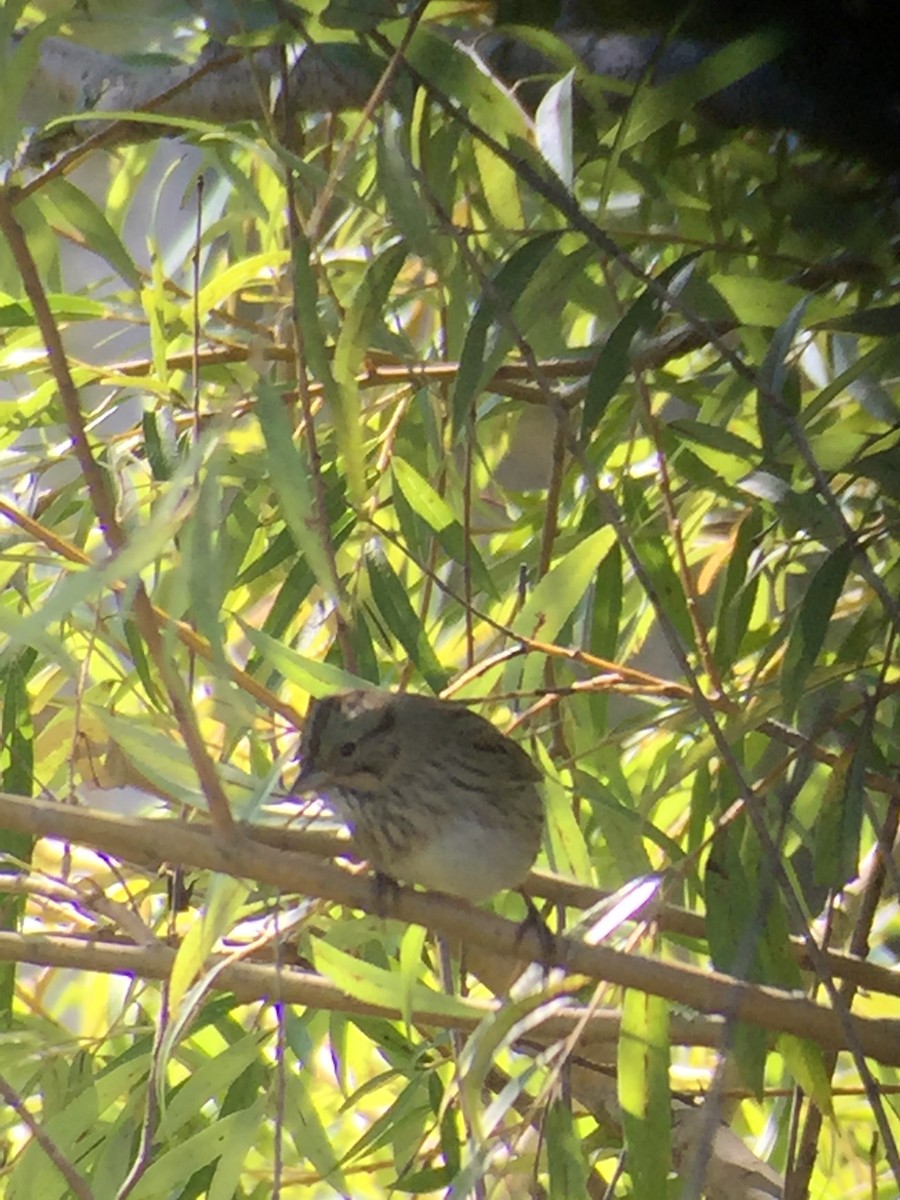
[545,1100,591,1200]
[197,250,289,314]
[852,444,900,501]
[581,254,698,440]
[0,654,35,1027]
[405,28,527,139]
[540,751,593,884]
[157,1032,266,1140]
[398,923,428,1035]
[712,509,763,670]
[703,820,783,1095]
[314,939,475,1019]
[781,543,854,712]
[711,275,808,328]
[1,653,34,797]
[814,303,900,337]
[93,711,210,809]
[168,876,250,1017]
[704,822,763,979]
[184,466,227,671]
[757,297,810,459]
[207,1096,267,1200]
[377,113,434,262]
[513,527,616,692]
[333,239,407,502]
[365,552,449,693]
[392,457,496,597]
[813,743,867,888]
[777,1034,834,1119]
[322,0,400,31]
[452,231,562,434]
[686,764,713,905]
[0,434,214,655]
[618,988,671,1198]
[290,229,335,385]
[609,30,787,150]
[473,136,526,229]
[121,617,162,707]
[586,542,622,731]
[254,379,341,605]
[634,533,695,650]
[337,1072,431,1169]
[142,410,174,482]
[125,1109,259,1200]
[239,623,374,697]
[37,179,141,289]
[438,1099,461,1179]
[669,418,760,464]
[281,1069,348,1188]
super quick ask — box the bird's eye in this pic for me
[338,741,355,758]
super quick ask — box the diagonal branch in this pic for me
[0,190,235,838]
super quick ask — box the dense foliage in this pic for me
[0,2,898,1196]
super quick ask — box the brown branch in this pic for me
[0,189,236,838]
[0,930,718,1060]
[251,823,900,999]
[0,1076,94,1200]
[2,792,900,1067]
[100,327,733,391]
[0,498,303,732]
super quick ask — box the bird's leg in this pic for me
[516,892,558,969]
[371,869,401,919]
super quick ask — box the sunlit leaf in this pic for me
[365,551,450,693]
[333,239,407,502]
[255,379,343,604]
[392,456,496,597]
[535,69,575,189]
[314,939,476,1019]
[169,876,250,1016]
[37,179,141,289]
[240,622,375,696]
[777,1034,834,1119]
[545,1100,591,1200]
[156,1033,267,1140]
[619,987,671,1197]
[513,527,616,691]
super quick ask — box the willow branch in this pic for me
[2,792,899,1066]
[0,191,237,836]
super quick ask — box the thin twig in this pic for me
[0,190,236,838]
[3,794,900,1066]
[0,1076,94,1200]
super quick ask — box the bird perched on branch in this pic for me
[294,689,545,903]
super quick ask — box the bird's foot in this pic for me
[516,893,558,970]
[372,870,401,919]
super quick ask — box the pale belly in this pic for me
[387,817,537,901]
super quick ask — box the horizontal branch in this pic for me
[20,19,898,167]
[250,827,900,1002]
[2,791,899,1065]
[0,929,728,1057]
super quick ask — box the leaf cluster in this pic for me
[0,3,899,1196]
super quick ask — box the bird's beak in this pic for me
[294,762,328,794]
